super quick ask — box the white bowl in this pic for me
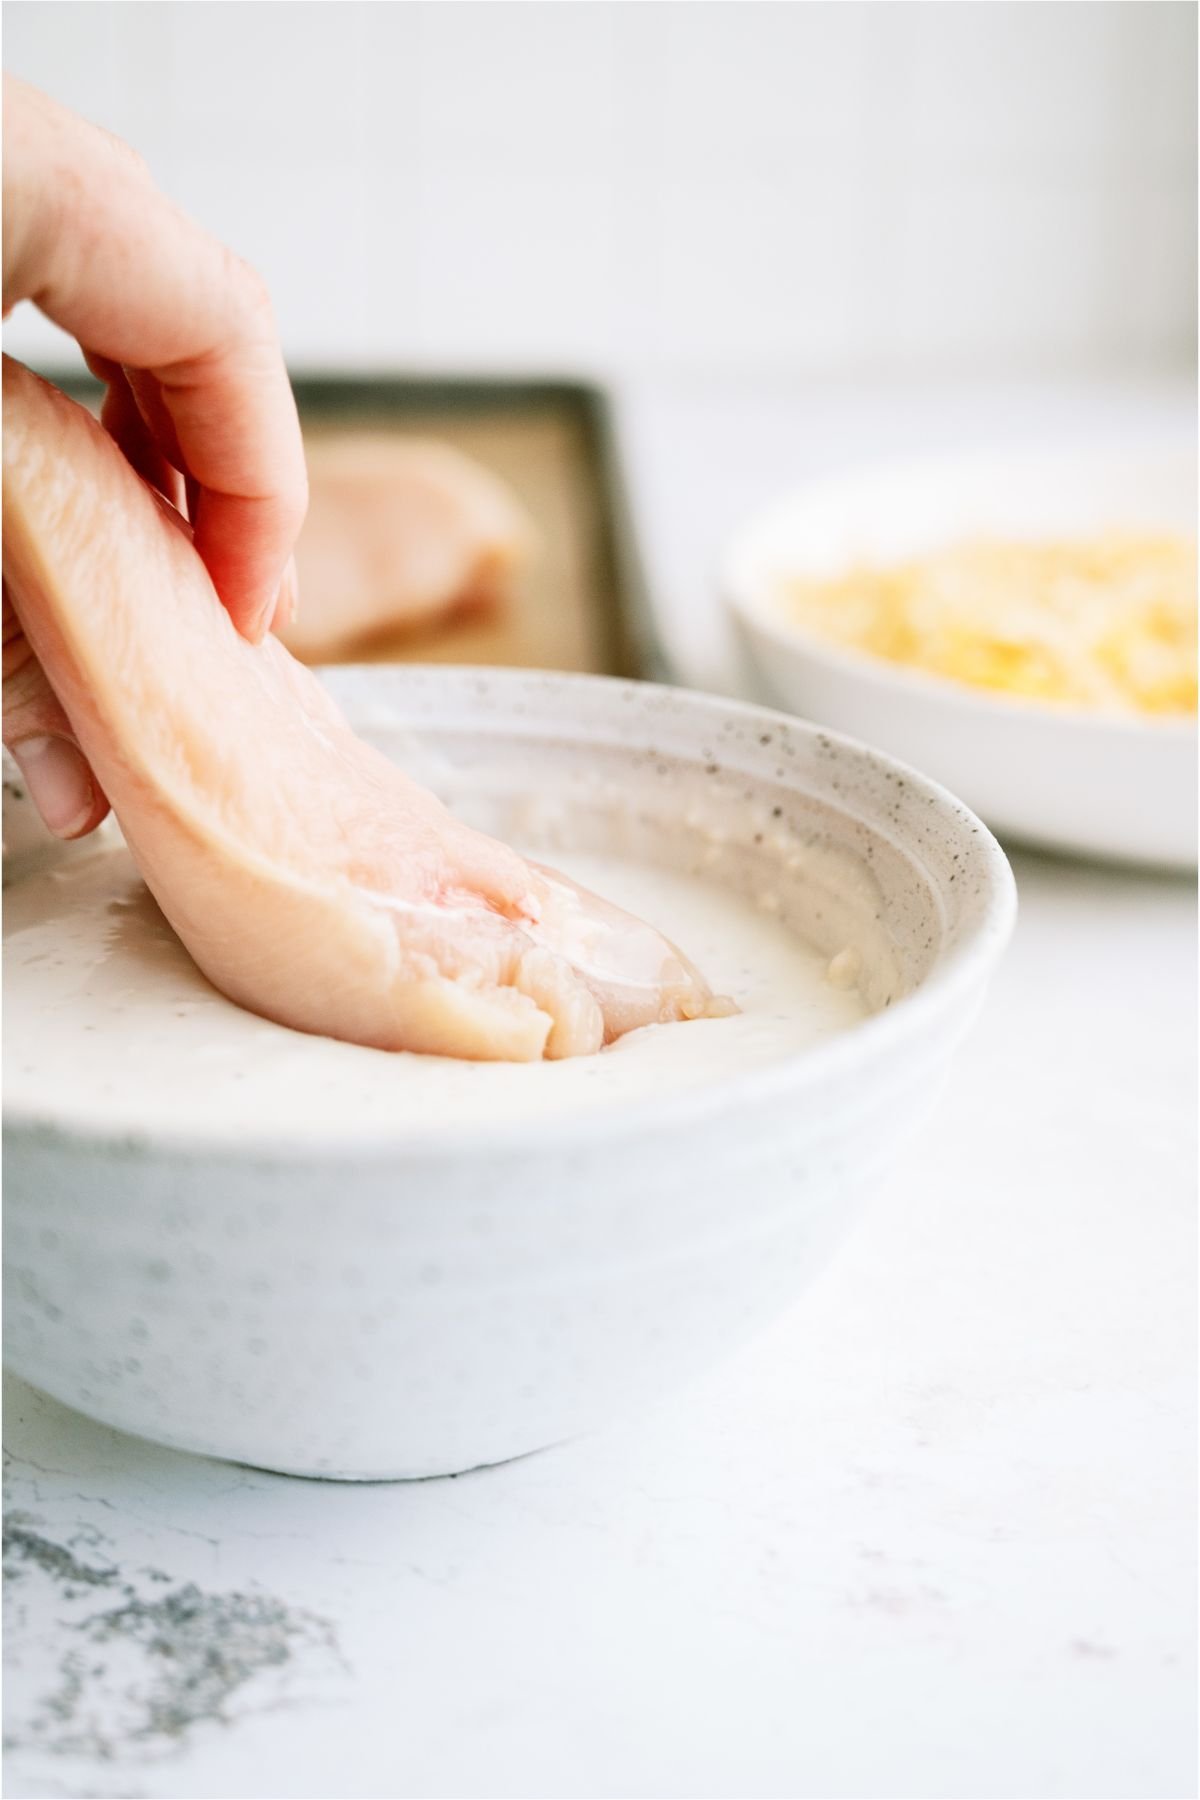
[726,443,1197,868]
[3,667,1015,1480]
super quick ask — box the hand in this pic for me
[2,74,307,838]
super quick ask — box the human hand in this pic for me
[2,74,307,837]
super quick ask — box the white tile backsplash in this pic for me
[3,0,1195,378]
[652,3,879,165]
[899,1,1126,170]
[886,172,1115,366]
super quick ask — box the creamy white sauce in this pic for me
[4,836,867,1142]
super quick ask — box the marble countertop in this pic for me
[4,374,1196,1800]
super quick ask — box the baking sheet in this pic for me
[54,370,662,681]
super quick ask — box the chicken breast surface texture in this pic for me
[2,359,722,1062]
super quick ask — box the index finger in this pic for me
[3,76,307,640]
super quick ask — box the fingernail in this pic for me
[9,736,95,837]
[270,557,299,635]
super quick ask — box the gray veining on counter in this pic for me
[4,1509,343,1778]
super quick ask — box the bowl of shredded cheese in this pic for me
[726,442,1197,866]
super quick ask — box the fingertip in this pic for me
[8,734,109,840]
[241,601,273,647]
[66,787,113,841]
[191,493,301,646]
[269,556,299,635]
[196,554,274,645]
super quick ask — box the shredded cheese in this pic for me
[778,533,1197,716]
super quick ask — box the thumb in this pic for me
[3,589,109,839]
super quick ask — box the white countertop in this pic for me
[4,375,1196,1800]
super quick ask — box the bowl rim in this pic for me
[723,442,1198,742]
[5,667,1018,1163]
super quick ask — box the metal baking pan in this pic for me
[50,369,667,682]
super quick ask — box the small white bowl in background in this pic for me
[726,443,1197,868]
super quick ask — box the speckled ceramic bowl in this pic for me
[4,668,1015,1479]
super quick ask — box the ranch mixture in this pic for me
[4,831,868,1143]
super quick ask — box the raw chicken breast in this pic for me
[281,433,530,662]
[2,359,724,1062]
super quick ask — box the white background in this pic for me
[4,0,1197,380]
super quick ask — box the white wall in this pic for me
[4,0,1196,379]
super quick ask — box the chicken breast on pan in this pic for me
[281,432,532,662]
